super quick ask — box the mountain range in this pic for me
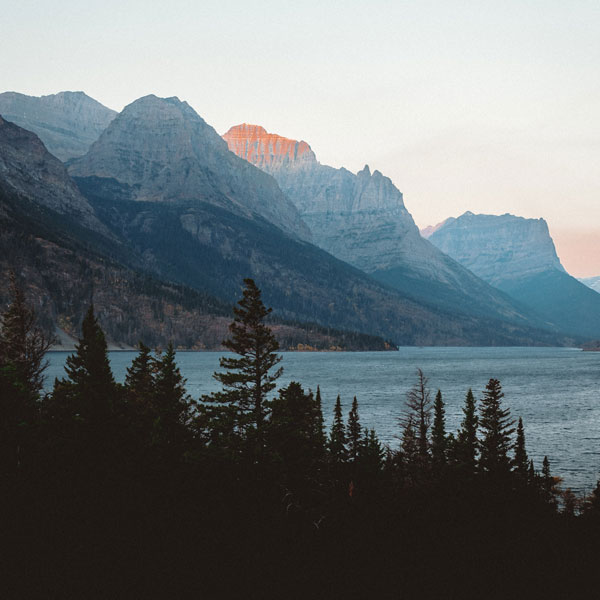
[0,90,589,347]
[424,212,600,338]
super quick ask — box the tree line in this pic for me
[1,275,599,598]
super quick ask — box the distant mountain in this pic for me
[0,91,116,161]
[420,218,454,239]
[66,98,566,346]
[579,276,600,294]
[223,124,555,329]
[0,118,390,351]
[70,96,311,241]
[428,212,600,338]
[0,115,107,234]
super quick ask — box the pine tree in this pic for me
[431,389,447,468]
[209,279,282,459]
[268,382,325,485]
[328,395,347,463]
[541,455,558,507]
[454,389,478,474]
[347,396,361,462]
[312,386,326,450]
[478,379,514,477]
[59,305,117,422]
[125,342,156,406]
[151,343,192,448]
[0,272,52,400]
[512,417,529,481]
[401,416,418,467]
[359,428,385,474]
[403,368,432,462]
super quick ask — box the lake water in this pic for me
[46,347,600,493]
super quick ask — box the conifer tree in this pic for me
[268,382,325,484]
[359,428,385,474]
[541,455,558,507]
[150,343,193,460]
[125,342,156,406]
[431,390,447,467]
[403,368,432,462]
[328,395,347,463]
[0,272,52,400]
[585,480,600,518]
[401,416,418,467]
[58,305,117,422]
[478,379,514,477]
[512,417,529,480]
[454,389,478,473]
[312,386,326,450]
[209,279,282,459]
[347,396,362,462]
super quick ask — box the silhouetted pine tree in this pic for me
[268,382,325,488]
[541,455,558,508]
[312,386,326,451]
[585,480,600,518]
[59,305,117,422]
[0,272,52,400]
[329,395,347,463]
[454,389,478,474]
[125,342,156,406]
[478,379,514,477]
[152,343,192,456]
[359,428,385,474]
[431,390,447,468]
[208,279,282,460]
[513,417,529,481]
[347,396,361,463]
[403,368,432,463]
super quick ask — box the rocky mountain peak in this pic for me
[428,212,565,285]
[223,124,317,171]
[0,90,116,161]
[69,96,311,240]
[0,116,106,233]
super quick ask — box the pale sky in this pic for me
[2,1,599,275]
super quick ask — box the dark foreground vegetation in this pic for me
[1,275,599,599]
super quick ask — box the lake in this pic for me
[46,347,600,493]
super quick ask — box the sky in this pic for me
[2,0,599,275]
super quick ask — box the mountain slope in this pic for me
[70,96,311,241]
[0,115,107,234]
[0,120,390,351]
[222,124,555,328]
[0,91,116,161]
[428,212,600,338]
[65,100,568,345]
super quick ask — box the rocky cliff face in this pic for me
[427,212,600,338]
[70,96,310,241]
[222,124,551,328]
[0,116,106,233]
[427,212,565,286]
[0,91,116,161]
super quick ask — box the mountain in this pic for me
[222,124,555,328]
[0,91,116,161]
[579,276,600,294]
[70,96,311,241]
[0,118,392,351]
[428,212,600,338]
[66,98,568,346]
[0,115,107,234]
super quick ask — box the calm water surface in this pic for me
[46,347,600,493]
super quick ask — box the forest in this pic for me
[1,275,599,598]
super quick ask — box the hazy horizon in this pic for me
[2,1,598,275]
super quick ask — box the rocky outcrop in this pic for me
[0,116,106,234]
[223,124,553,329]
[70,96,311,241]
[427,212,600,338]
[0,91,116,161]
[427,212,565,286]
